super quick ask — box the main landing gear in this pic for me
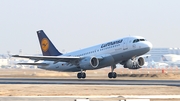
[108,65,117,78]
[77,70,86,79]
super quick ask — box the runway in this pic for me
[0,95,180,101]
[0,78,179,86]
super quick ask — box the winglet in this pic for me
[37,30,63,56]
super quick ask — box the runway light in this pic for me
[120,99,150,101]
[74,98,90,101]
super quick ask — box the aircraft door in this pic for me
[123,38,128,50]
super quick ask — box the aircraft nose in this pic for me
[146,41,153,51]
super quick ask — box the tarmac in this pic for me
[0,95,180,101]
[0,68,179,101]
[0,78,179,86]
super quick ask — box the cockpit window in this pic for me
[133,39,136,43]
[133,39,139,43]
[140,39,145,41]
[133,39,146,43]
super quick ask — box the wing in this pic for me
[17,63,49,66]
[12,55,81,63]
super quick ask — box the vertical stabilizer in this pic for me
[37,30,62,56]
[161,55,168,61]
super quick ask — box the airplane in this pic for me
[161,54,180,67]
[12,30,152,79]
[143,55,169,68]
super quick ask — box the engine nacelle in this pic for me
[124,57,145,69]
[79,57,99,70]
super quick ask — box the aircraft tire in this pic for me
[82,73,86,79]
[108,72,117,78]
[77,73,81,79]
[77,72,86,79]
[112,72,117,78]
[108,72,113,78]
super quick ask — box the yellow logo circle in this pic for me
[41,38,49,52]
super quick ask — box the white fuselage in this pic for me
[38,36,152,72]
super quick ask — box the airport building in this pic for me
[146,48,180,62]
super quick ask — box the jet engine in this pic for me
[79,57,99,70]
[124,57,145,69]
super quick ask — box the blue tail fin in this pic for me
[161,55,168,61]
[37,30,62,56]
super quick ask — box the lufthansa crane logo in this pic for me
[41,38,49,52]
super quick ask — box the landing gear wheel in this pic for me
[82,73,86,79]
[108,65,117,79]
[108,72,113,78]
[108,72,117,78]
[77,72,86,79]
[112,72,117,78]
[77,73,81,79]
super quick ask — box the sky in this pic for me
[0,0,180,54]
